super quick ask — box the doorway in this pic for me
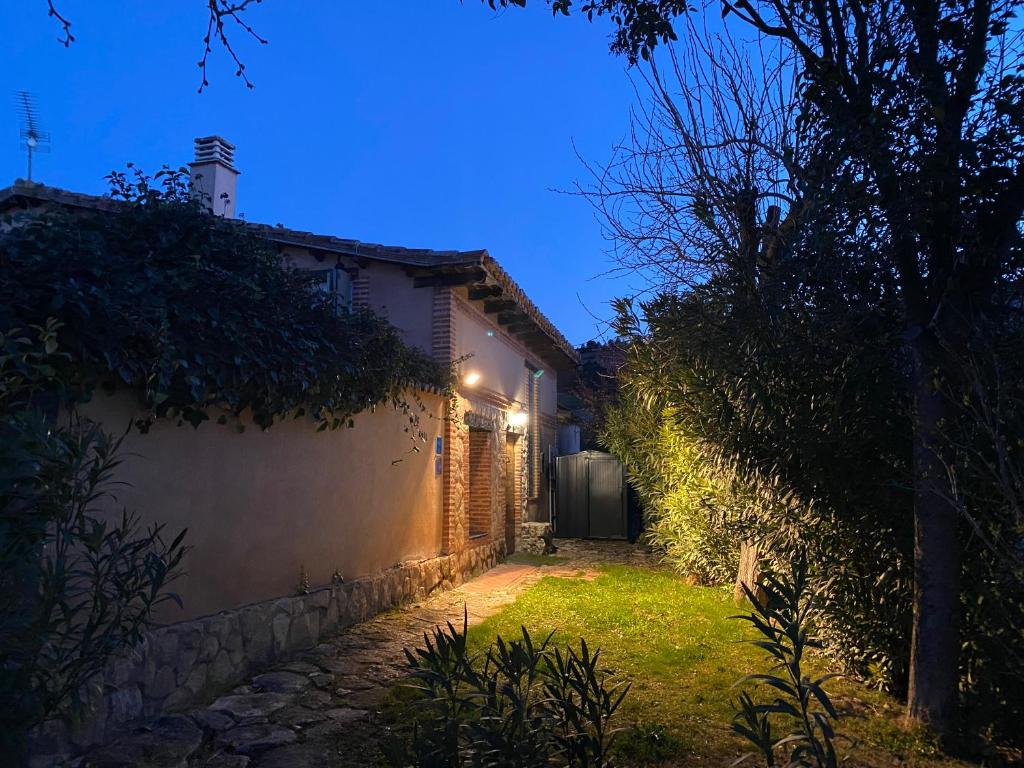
[554,450,629,539]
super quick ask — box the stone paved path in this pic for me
[83,540,654,768]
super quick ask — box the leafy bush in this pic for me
[731,556,844,768]
[0,167,448,433]
[385,613,629,767]
[0,324,186,757]
[606,271,1024,750]
[605,286,914,696]
[603,397,745,586]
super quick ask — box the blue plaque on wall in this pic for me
[434,456,443,476]
[435,436,443,455]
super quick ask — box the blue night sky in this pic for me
[0,1,647,344]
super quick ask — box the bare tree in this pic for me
[579,14,799,294]
[578,14,805,606]
[43,0,268,92]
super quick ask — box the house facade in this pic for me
[0,137,578,757]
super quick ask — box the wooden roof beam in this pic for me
[497,310,531,326]
[483,298,517,314]
[505,321,535,335]
[467,284,502,301]
[413,269,487,288]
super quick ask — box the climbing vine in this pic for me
[0,167,449,433]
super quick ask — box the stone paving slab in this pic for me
[82,541,654,768]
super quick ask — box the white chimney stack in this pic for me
[189,135,238,218]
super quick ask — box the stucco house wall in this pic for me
[360,262,436,353]
[453,299,532,405]
[78,390,447,621]
[69,260,565,625]
[451,297,559,524]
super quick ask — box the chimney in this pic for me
[189,136,238,217]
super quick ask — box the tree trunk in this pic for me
[734,540,764,606]
[906,347,961,744]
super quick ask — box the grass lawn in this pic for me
[463,564,967,768]
[506,552,571,567]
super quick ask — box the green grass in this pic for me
[506,552,570,567]
[464,565,968,767]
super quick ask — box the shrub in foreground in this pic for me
[385,614,629,767]
[0,325,186,759]
[731,556,845,768]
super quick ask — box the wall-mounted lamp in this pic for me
[508,410,529,428]
[463,371,481,387]
[533,369,545,380]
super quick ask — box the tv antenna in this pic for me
[16,91,50,181]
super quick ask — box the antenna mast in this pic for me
[16,91,51,181]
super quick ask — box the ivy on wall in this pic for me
[0,168,450,433]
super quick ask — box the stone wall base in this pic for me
[519,522,551,555]
[31,540,505,764]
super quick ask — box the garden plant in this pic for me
[386,612,629,767]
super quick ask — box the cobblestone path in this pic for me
[83,541,654,768]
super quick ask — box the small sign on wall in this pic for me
[435,456,443,477]
[435,436,443,476]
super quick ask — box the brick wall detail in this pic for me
[431,287,457,364]
[351,274,369,309]
[467,428,492,538]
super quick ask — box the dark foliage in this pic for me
[0,167,448,434]
[560,340,625,451]
[485,1,688,62]
[385,612,629,767]
[0,323,187,757]
[587,0,1024,750]
[610,257,914,688]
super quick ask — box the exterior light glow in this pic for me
[533,369,545,379]
[509,410,529,428]
[463,371,481,387]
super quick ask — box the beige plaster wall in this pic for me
[454,301,534,407]
[361,263,435,354]
[77,391,447,622]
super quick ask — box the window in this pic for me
[310,268,352,314]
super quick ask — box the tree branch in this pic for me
[198,0,269,93]
[45,0,73,46]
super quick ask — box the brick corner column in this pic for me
[434,288,464,554]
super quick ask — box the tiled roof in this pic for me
[0,179,579,367]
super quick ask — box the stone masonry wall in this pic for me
[32,540,505,763]
[519,522,551,555]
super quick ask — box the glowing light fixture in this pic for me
[463,371,481,387]
[533,369,545,379]
[508,410,529,428]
